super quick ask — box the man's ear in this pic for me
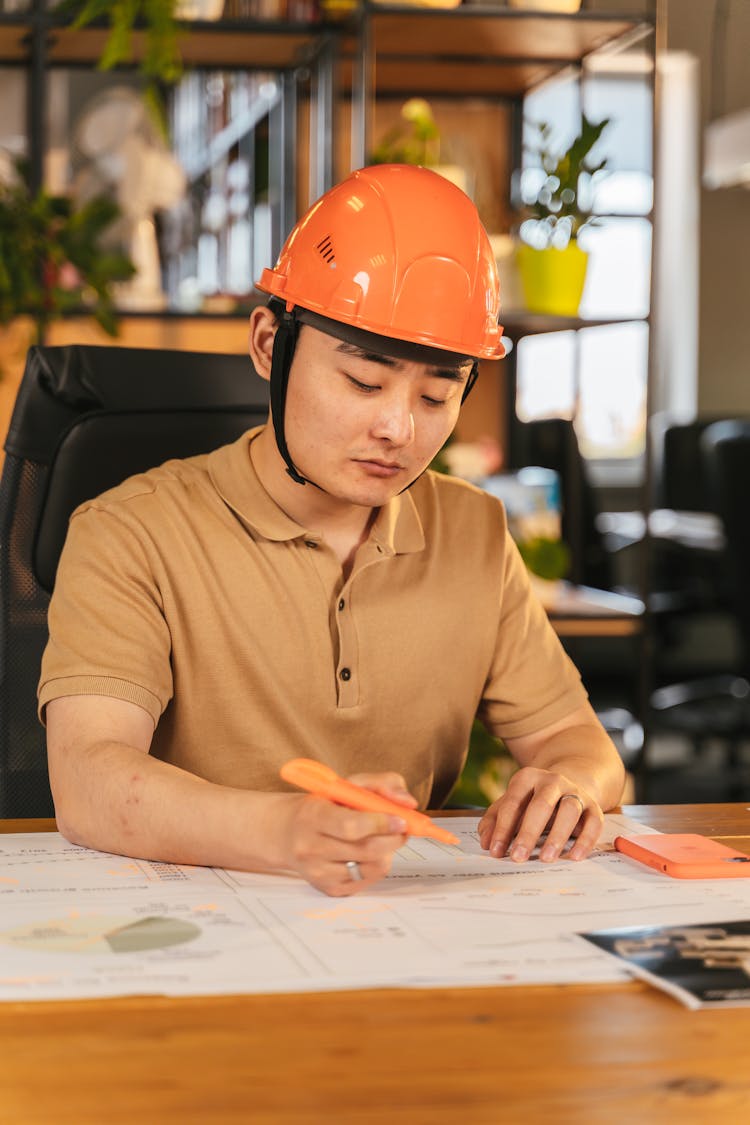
[248,305,278,382]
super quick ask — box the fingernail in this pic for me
[490,841,505,858]
[540,844,557,862]
[510,844,528,862]
[389,816,407,832]
[569,845,585,861]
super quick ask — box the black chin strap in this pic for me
[461,362,479,404]
[269,307,308,485]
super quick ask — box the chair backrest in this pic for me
[700,419,750,673]
[0,344,270,817]
[650,413,750,512]
[510,418,611,589]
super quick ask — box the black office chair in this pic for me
[0,344,270,818]
[508,418,644,773]
[510,418,613,590]
[647,419,750,799]
[647,414,741,623]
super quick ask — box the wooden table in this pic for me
[543,581,644,638]
[1,806,749,1125]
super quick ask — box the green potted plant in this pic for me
[516,113,610,317]
[369,98,469,194]
[0,165,135,346]
[370,98,442,167]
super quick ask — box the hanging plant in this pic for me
[53,0,186,127]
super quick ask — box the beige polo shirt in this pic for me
[38,426,587,808]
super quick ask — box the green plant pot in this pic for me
[516,243,589,317]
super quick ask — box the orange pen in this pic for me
[279,758,460,846]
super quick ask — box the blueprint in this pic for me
[2,814,750,1001]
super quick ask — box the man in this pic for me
[39,165,624,897]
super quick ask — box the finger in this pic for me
[538,799,592,862]
[504,788,565,862]
[308,851,397,897]
[306,797,408,844]
[568,809,605,861]
[347,772,419,808]
[322,830,409,867]
[481,781,535,857]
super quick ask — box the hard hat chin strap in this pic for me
[269,307,308,486]
[461,362,479,404]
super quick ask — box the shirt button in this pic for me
[338,599,345,611]
[339,667,351,682]
[304,540,318,549]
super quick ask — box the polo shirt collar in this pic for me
[207,426,425,555]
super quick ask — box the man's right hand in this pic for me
[279,786,411,896]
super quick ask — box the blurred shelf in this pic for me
[45,21,329,71]
[501,310,649,337]
[0,6,652,90]
[0,15,338,70]
[0,15,30,62]
[341,6,645,97]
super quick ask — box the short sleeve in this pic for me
[38,503,173,725]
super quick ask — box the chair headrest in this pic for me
[32,407,268,594]
[5,344,268,463]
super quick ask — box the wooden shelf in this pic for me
[45,22,325,71]
[0,19,31,63]
[0,7,651,88]
[0,16,334,70]
[501,310,649,337]
[368,8,640,64]
[340,7,647,97]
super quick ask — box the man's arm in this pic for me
[46,695,413,896]
[477,701,626,864]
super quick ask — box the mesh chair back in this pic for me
[0,344,269,817]
[701,420,750,676]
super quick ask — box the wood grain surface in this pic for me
[1,806,749,1125]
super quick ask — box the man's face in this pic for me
[282,324,471,508]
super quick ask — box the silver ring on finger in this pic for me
[559,793,585,817]
[345,860,364,882]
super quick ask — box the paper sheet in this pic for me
[2,815,750,1001]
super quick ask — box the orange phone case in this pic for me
[614,833,750,879]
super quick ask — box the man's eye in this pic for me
[347,375,378,393]
[423,396,449,407]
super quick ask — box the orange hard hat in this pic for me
[257,164,504,361]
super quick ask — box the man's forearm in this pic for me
[51,740,296,873]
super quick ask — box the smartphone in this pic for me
[614,833,750,879]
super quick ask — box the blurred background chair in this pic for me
[510,417,614,590]
[647,414,738,652]
[0,344,269,818]
[509,418,644,776]
[646,418,750,799]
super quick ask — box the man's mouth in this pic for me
[355,458,405,477]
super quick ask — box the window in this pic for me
[517,65,652,462]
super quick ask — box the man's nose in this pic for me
[371,396,415,446]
